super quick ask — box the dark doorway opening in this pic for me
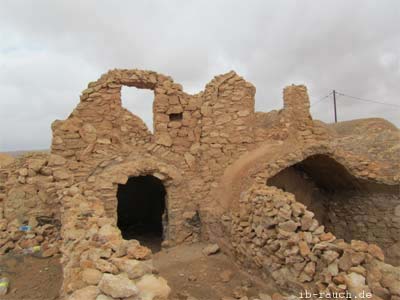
[117,175,166,252]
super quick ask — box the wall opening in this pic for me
[117,175,166,252]
[169,112,183,121]
[267,154,400,265]
[121,86,154,132]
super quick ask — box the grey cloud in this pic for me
[0,0,399,151]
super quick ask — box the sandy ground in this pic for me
[154,242,280,300]
[0,253,62,300]
[0,242,280,300]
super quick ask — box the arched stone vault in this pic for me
[210,140,400,264]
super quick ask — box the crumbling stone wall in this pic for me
[2,153,70,221]
[325,192,400,266]
[1,68,399,299]
[0,153,71,256]
[266,156,400,265]
[88,154,200,243]
[226,183,399,299]
[211,137,400,298]
[59,185,170,300]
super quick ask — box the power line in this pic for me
[336,91,400,108]
[310,91,333,107]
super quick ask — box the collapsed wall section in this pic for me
[210,136,400,298]
[0,153,71,256]
[226,183,400,298]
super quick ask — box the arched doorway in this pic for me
[117,175,166,252]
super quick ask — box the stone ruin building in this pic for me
[0,69,399,300]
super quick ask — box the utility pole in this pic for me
[333,90,337,123]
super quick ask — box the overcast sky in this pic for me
[0,1,399,151]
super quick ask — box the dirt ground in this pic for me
[0,253,62,300]
[154,242,280,300]
[0,242,280,300]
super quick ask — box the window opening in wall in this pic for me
[121,86,154,132]
[169,113,183,121]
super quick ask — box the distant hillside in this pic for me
[3,149,49,158]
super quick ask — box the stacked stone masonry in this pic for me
[0,69,399,299]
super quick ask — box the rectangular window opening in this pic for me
[169,113,183,121]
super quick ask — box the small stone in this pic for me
[127,245,152,260]
[99,273,139,298]
[136,274,171,300]
[300,216,313,231]
[259,293,272,300]
[381,274,400,296]
[233,287,246,299]
[18,168,29,176]
[98,224,120,241]
[27,159,46,172]
[53,169,71,181]
[367,244,384,261]
[344,272,369,298]
[48,154,66,166]
[95,259,118,274]
[319,232,335,241]
[349,266,367,277]
[279,220,298,232]
[371,286,390,300]
[220,270,233,282]
[82,268,103,285]
[155,133,173,147]
[338,250,353,271]
[327,261,339,276]
[41,246,59,257]
[303,261,316,276]
[322,250,339,264]
[69,286,99,300]
[351,251,365,265]
[202,243,220,256]
[298,241,310,257]
[111,258,153,280]
[351,240,368,252]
